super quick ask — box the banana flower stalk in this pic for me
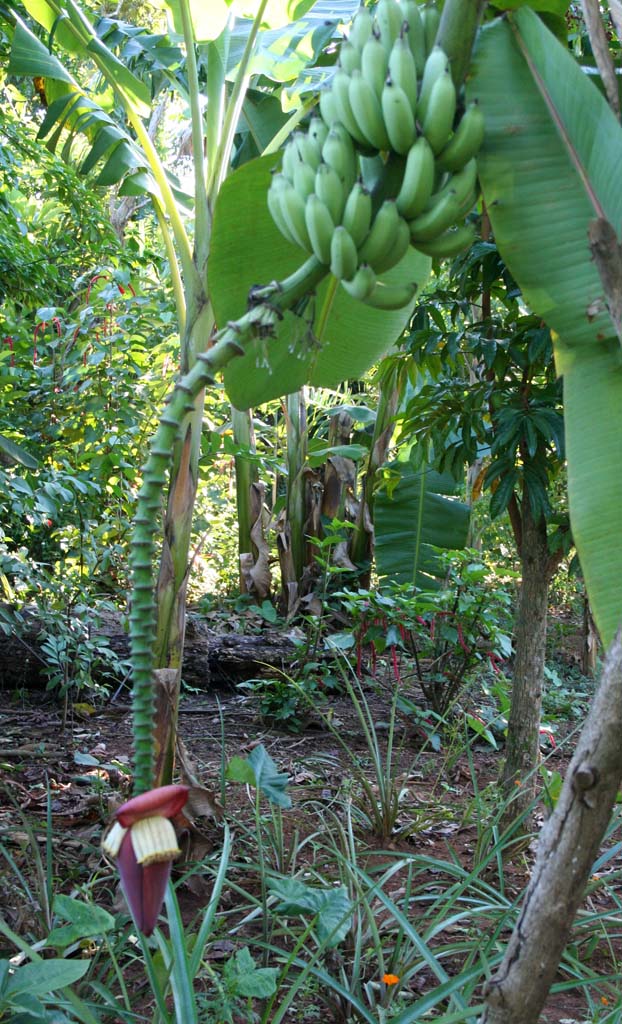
[102,784,189,935]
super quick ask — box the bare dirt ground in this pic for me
[0,677,617,1023]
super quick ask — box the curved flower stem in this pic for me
[129,256,327,793]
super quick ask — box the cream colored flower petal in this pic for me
[131,816,180,866]
[102,820,128,858]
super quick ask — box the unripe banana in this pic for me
[388,32,418,113]
[418,45,448,122]
[408,189,461,242]
[359,199,401,270]
[295,132,323,170]
[308,115,329,153]
[267,174,297,244]
[339,39,361,75]
[349,5,374,51]
[304,193,335,265]
[293,159,317,200]
[375,0,404,54]
[422,68,456,154]
[342,181,373,247]
[330,225,359,281]
[437,102,485,172]
[413,222,476,258]
[280,181,313,251]
[399,0,426,71]
[322,124,358,193]
[319,88,339,127]
[281,137,301,183]
[331,69,371,148]
[371,214,410,273]
[361,30,389,99]
[395,136,435,218]
[349,68,391,151]
[363,279,418,309]
[381,78,417,155]
[422,4,441,56]
[341,263,377,301]
[315,161,347,225]
[429,157,477,211]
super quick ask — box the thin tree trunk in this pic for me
[501,497,550,818]
[232,406,258,594]
[480,630,622,1024]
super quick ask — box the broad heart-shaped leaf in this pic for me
[5,958,89,997]
[226,744,292,807]
[374,462,470,588]
[268,877,353,947]
[470,9,622,645]
[46,894,115,949]
[209,155,430,409]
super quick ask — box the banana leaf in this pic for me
[374,462,470,588]
[469,9,622,646]
[208,154,430,408]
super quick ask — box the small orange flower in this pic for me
[601,996,609,1006]
[382,973,400,986]
[514,779,521,787]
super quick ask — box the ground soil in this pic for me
[0,665,617,1024]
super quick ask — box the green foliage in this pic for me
[470,7,622,644]
[226,743,292,808]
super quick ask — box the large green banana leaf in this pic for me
[469,9,622,646]
[209,154,430,408]
[374,462,470,588]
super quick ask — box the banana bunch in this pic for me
[267,0,486,309]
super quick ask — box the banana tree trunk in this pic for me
[232,405,258,593]
[349,362,404,577]
[285,389,308,586]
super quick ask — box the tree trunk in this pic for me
[501,498,551,819]
[480,630,622,1024]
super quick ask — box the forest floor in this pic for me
[0,642,617,1023]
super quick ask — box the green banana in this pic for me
[363,279,418,309]
[381,78,417,155]
[360,30,388,99]
[321,123,358,193]
[359,199,401,270]
[388,32,418,113]
[428,157,477,211]
[267,174,297,244]
[422,3,441,56]
[339,39,362,75]
[281,137,301,183]
[422,67,456,154]
[304,193,335,265]
[342,181,373,247]
[280,180,313,251]
[315,161,347,225]
[375,0,404,54]
[371,215,410,273]
[413,222,476,258]
[399,0,426,72]
[330,225,359,281]
[417,45,448,121]
[349,68,391,151]
[395,136,435,218]
[319,88,339,127]
[293,159,317,200]
[408,189,461,242]
[331,69,371,149]
[437,102,485,172]
[308,115,329,153]
[295,131,323,170]
[349,4,373,51]
[341,263,377,301]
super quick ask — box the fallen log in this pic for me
[0,605,300,692]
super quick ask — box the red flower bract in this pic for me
[115,784,189,827]
[117,830,173,936]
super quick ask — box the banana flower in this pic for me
[102,784,189,935]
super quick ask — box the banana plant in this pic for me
[469,7,622,649]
